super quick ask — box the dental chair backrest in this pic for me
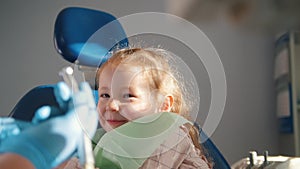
[9,7,230,169]
[9,85,57,121]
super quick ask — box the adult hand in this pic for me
[0,82,98,169]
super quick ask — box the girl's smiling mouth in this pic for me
[106,119,128,127]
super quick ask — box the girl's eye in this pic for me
[100,93,110,98]
[123,93,134,98]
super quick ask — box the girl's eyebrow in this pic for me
[120,86,137,92]
[99,87,110,91]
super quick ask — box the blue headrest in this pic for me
[54,7,128,67]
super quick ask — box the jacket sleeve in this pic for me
[140,126,211,169]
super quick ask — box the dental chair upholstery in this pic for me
[54,7,128,67]
[9,7,230,169]
[9,85,57,121]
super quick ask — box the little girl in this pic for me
[61,47,213,169]
[94,47,213,169]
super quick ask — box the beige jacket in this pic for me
[140,126,212,169]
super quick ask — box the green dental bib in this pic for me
[93,112,190,169]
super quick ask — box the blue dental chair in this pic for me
[9,7,230,169]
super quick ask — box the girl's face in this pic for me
[97,64,160,131]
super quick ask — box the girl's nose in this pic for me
[106,99,120,112]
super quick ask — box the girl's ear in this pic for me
[159,95,174,112]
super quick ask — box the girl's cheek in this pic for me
[98,108,105,119]
[120,107,149,121]
[97,101,106,112]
